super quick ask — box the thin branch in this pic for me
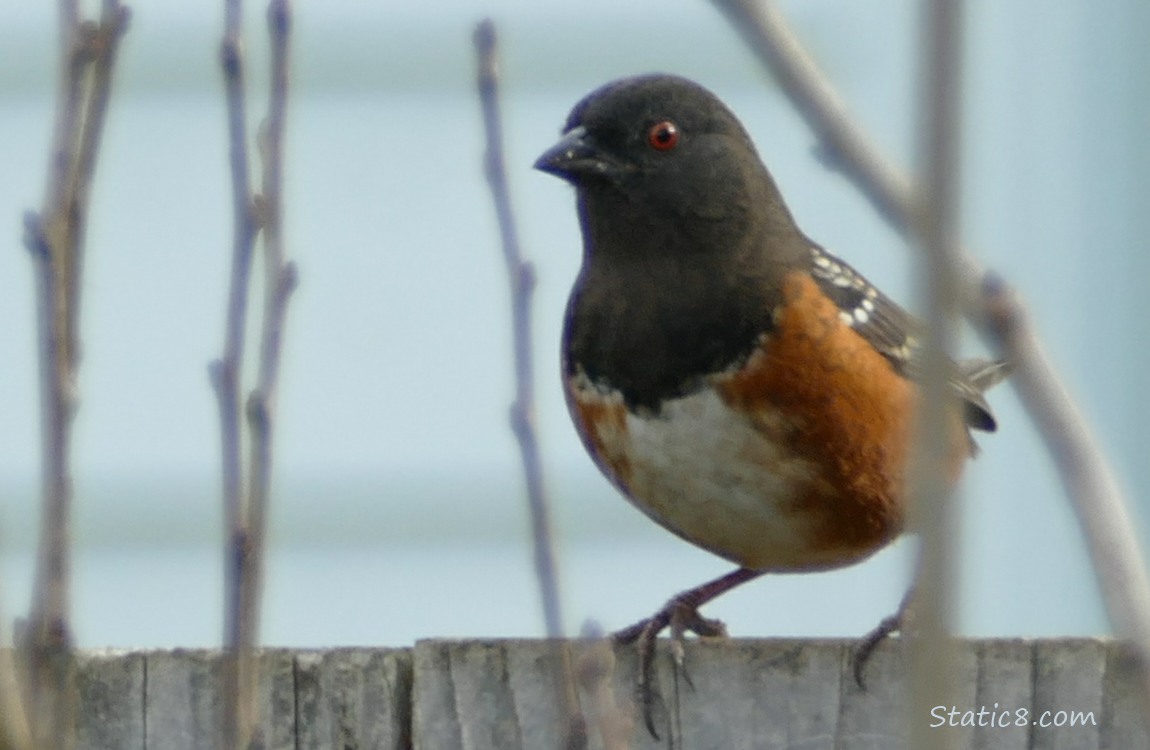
[710,0,1150,722]
[239,1,297,744]
[61,4,130,378]
[474,17,563,648]
[982,277,1150,675]
[213,0,257,650]
[43,7,85,220]
[20,2,129,747]
[474,18,583,746]
[908,1,964,747]
[212,2,258,748]
[72,4,128,213]
[26,14,92,656]
[711,0,915,238]
[213,2,296,748]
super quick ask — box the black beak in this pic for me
[534,126,625,184]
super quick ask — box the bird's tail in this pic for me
[958,358,1012,393]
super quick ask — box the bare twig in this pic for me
[212,2,258,747]
[907,1,963,747]
[20,2,129,747]
[212,2,296,748]
[239,0,297,744]
[474,17,564,650]
[710,0,1150,721]
[982,278,1150,675]
[710,0,917,239]
[474,18,583,746]
[214,0,257,651]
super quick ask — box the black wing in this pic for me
[806,245,1004,432]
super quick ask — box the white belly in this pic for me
[573,381,859,571]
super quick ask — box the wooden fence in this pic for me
[30,638,1148,749]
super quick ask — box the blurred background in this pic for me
[0,0,1146,648]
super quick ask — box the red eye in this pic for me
[647,120,679,151]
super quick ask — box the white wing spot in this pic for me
[810,247,887,331]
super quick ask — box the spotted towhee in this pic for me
[535,74,1008,725]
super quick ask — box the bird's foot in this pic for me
[853,587,915,689]
[614,592,729,738]
[610,568,762,738]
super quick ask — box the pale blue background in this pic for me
[1,0,1146,647]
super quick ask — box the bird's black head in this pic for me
[536,74,756,182]
[535,74,798,261]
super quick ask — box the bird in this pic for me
[534,73,1008,731]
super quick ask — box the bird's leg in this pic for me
[853,584,916,689]
[614,567,764,738]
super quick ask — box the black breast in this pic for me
[563,254,778,413]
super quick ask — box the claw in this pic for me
[613,567,763,738]
[853,587,915,689]
[669,606,726,691]
[852,611,902,688]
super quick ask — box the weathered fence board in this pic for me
[972,639,1033,749]
[5,638,1145,749]
[74,650,144,750]
[295,648,412,750]
[142,649,296,750]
